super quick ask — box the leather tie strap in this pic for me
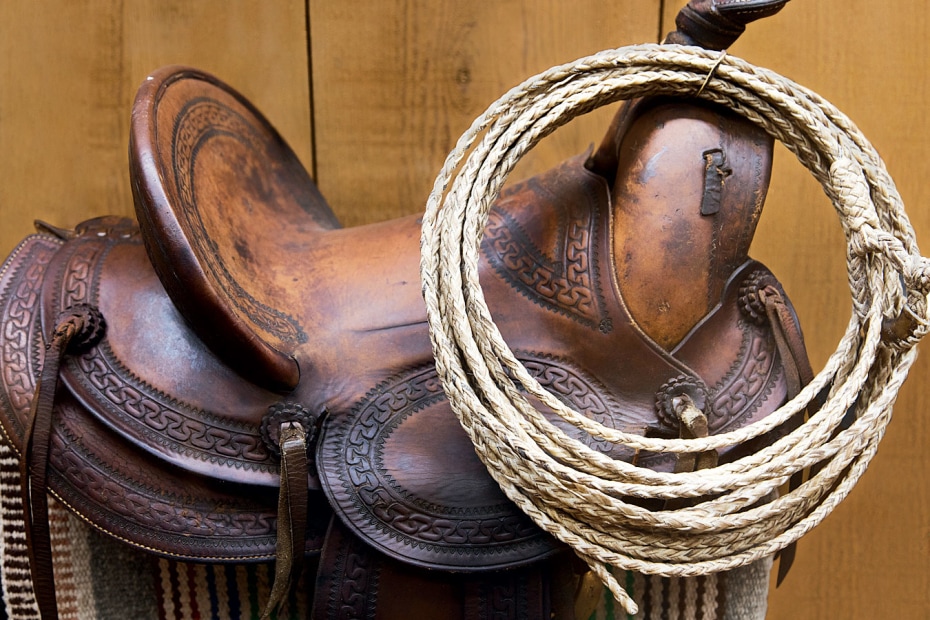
[673,395,720,474]
[757,285,815,586]
[21,304,105,620]
[261,421,309,620]
[665,395,719,512]
[761,285,815,395]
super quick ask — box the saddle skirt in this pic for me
[0,64,809,615]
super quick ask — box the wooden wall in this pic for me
[1,1,927,618]
[720,2,930,618]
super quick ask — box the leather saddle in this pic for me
[0,1,806,618]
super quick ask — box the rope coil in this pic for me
[419,44,926,615]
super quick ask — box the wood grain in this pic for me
[658,2,930,617]
[0,1,312,257]
[308,0,661,227]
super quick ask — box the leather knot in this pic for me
[261,401,322,458]
[54,304,106,353]
[655,376,712,431]
[738,269,781,325]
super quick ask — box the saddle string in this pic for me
[21,305,105,620]
[420,44,928,615]
[20,303,311,620]
[261,421,309,620]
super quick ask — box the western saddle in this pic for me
[0,1,807,618]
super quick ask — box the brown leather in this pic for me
[666,0,791,49]
[129,67,341,393]
[20,304,105,620]
[0,5,810,617]
[313,517,574,620]
[0,88,810,618]
[264,422,311,619]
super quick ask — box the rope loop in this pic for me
[419,44,923,615]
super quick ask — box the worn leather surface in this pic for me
[0,221,330,561]
[130,67,340,393]
[667,0,791,49]
[0,3,809,612]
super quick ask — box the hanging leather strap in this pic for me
[673,394,720,475]
[760,285,815,397]
[260,421,309,620]
[664,395,719,512]
[21,304,105,620]
[757,284,815,586]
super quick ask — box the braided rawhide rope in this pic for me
[419,43,929,615]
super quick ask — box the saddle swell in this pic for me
[0,67,810,620]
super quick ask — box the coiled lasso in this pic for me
[419,43,929,615]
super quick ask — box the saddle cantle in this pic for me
[130,67,341,393]
[0,4,811,616]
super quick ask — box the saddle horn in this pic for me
[667,0,791,49]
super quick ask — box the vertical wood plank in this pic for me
[308,0,661,227]
[662,2,930,617]
[0,1,312,256]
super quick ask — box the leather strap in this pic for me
[313,516,566,619]
[665,395,719,511]
[758,284,814,586]
[261,421,309,620]
[673,395,720,474]
[21,304,104,620]
[761,285,815,394]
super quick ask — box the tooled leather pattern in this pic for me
[0,227,313,557]
[0,238,60,439]
[710,318,779,432]
[47,420,280,552]
[331,365,540,546]
[59,242,99,310]
[54,229,276,474]
[471,575,530,620]
[171,97,307,346]
[519,355,634,460]
[70,346,271,469]
[482,175,613,333]
[324,527,379,620]
[322,353,656,568]
[321,526,543,620]
[655,268,784,437]
[0,234,299,558]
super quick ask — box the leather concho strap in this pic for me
[738,269,815,584]
[21,304,315,620]
[21,304,105,620]
[262,422,309,620]
[764,284,814,585]
[259,401,324,619]
[739,269,814,394]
